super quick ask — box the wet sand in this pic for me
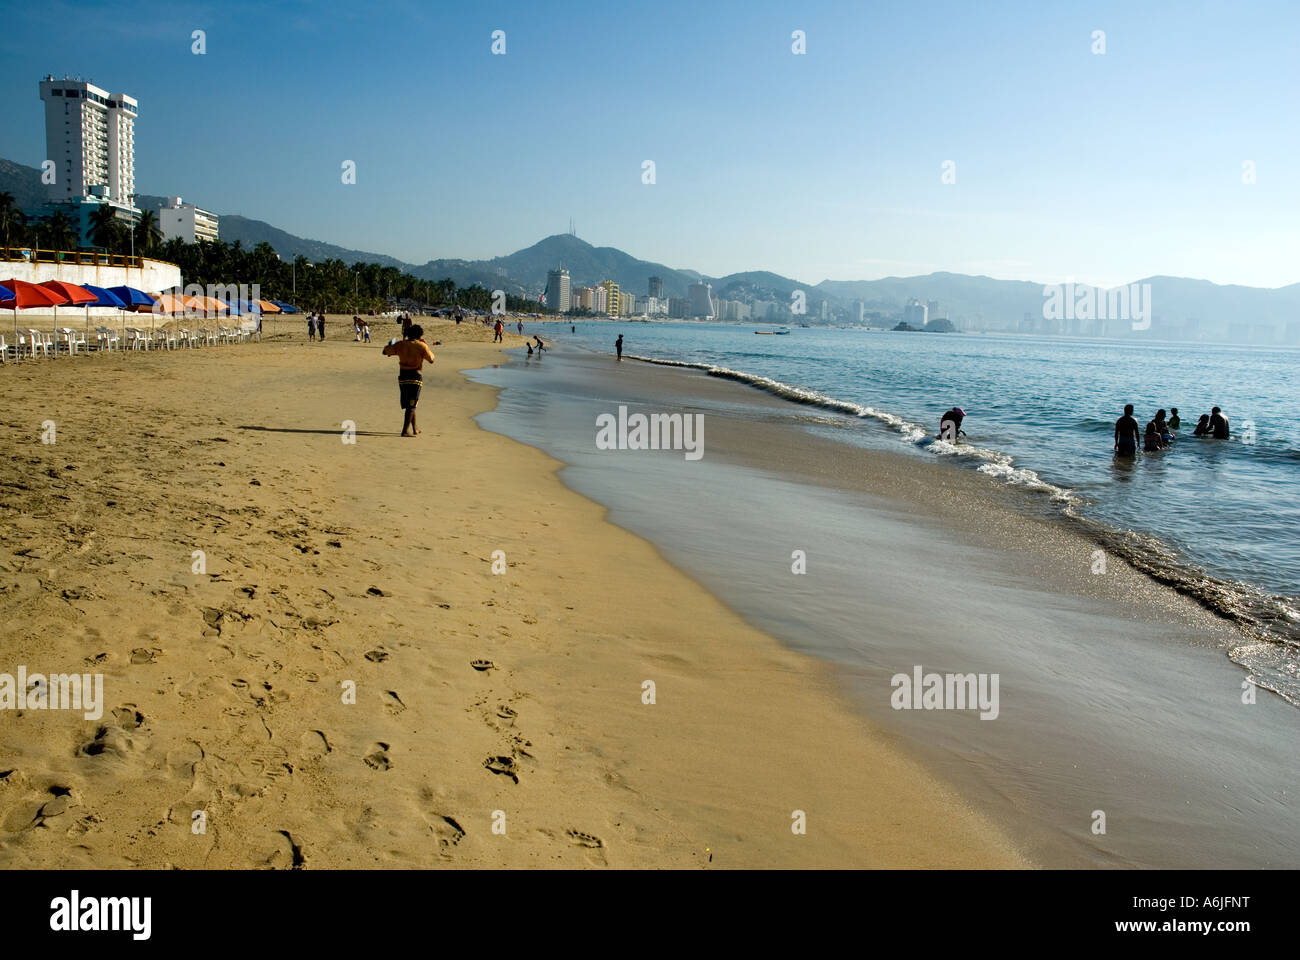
[0,314,1025,868]
[470,346,1300,868]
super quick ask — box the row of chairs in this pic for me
[1,324,258,362]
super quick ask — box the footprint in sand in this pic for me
[566,829,604,849]
[130,647,160,665]
[470,659,495,672]
[424,813,466,848]
[496,705,517,721]
[111,705,144,730]
[383,691,406,715]
[298,730,331,760]
[483,756,518,783]
[364,649,390,663]
[165,740,205,785]
[78,724,138,760]
[366,586,386,597]
[362,742,392,771]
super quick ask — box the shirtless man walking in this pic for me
[382,324,436,437]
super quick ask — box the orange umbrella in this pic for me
[1,279,65,357]
[256,299,282,314]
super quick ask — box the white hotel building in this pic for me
[39,76,137,205]
[161,197,220,244]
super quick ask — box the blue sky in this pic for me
[2,0,1297,288]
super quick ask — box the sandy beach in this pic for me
[0,314,1026,868]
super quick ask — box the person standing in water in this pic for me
[1193,413,1212,437]
[615,334,623,360]
[1168,407,1181,430]
[382,324,436,437]
[1208,406,1230,439]
[1114,404,1140,457]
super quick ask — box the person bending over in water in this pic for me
[382,324,435,437]
[938,406,966,442]
[1114,404,1140,457]
[1208,406,1230,439]
[1193,413,1211,437]
[1168,407,1181,430]
[533,335,546,353]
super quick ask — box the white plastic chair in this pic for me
[27,330,52,358]
[0,333,7,363]
[60,328,86,356]
[97,327,121,352]
[157,328,177,350]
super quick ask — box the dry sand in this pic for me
[0,314,1027,868]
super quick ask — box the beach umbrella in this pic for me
[108,286,158,347]
[0,283,12,301]
[1,279,64,357]
[79,284,128,349]
[256,299,282,314]
[40,281,96,354]
[270,300,299,314]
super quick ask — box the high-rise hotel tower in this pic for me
[39,76,138,205]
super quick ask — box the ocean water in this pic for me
[551,321,1300,701]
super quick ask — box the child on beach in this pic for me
[382,324,436,437]
[307,314,316,341]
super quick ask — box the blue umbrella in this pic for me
[271,300,299,314]
[106,286,156,351]
[78,284,129,350]
[81,284,129,308]
[107,285,157,308]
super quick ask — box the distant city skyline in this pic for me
[1,0,1297,289]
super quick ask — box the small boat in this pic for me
[755,328,791,335]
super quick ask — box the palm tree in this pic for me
[0,191,23,252]
[133,210,162,255]
[40,210,77,252]
[88,204,121,251]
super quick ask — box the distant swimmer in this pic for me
[1209,406,1230,439]
[1193,413,1211,437]
[938,406,966,442]
[1168,407,1181,430]
[615,334,624,360]
[1114,404,1140,457]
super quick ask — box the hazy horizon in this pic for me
[2,0,1297,289]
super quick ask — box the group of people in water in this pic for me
[1113,404,1230,455]
[939,403,1232,457]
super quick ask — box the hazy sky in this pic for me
[2,0,1297,288]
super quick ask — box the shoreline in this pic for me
[468,342,1299,867]
[0,315,1027,868]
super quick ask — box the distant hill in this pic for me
[0,157,48,210]
[411,234,700,300]
[819,272,1300,338]
[4,153,1297,339]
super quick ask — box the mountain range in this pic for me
[3,156,1297,340]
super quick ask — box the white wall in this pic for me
[2,256,182,324]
